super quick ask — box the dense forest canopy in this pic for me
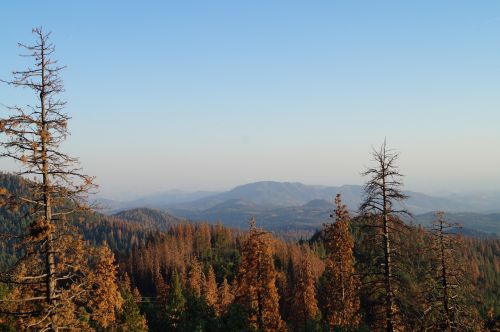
[0,172,498,331]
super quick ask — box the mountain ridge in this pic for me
[93,181,500,236]
[103,181,497,214]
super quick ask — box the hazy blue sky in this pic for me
[1,1,499,199]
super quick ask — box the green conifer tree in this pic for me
[166,270,187,330]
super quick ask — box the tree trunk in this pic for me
[257,251,264,331]
[40,43,57,331]
[439,220,451,332]
[382,171,395,332]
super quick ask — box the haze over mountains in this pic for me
[98,181,500,235]
[101,181,500,213]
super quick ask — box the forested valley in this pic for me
[0,172,499,331]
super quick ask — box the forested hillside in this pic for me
[1,173,498,331]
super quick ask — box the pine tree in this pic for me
[234,218,287,332]
[323,194,361,329]
[0,28,121,330]
[187,257,203,297]
[117,288,148,332]
[291,247,320,331]
[195,223,212,259]
[165,270,186,329]
[217,277,233,316]
[116,274,148,331]
[153,260,168,307]
[204,265,218,308]
[87,245,124,328]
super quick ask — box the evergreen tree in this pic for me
[217,277,234,316]
[323,194,361,329]
[153,260,168,307]
[165,270,186,330]
[87,245,124,328]
[291,248,320,331]
[234,218,287,332]
[188,257,203,297]
[204,265,218,308]
[117,287,148,332]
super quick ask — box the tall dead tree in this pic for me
[0,28,121,330]
[424,212,482,331]
[359,140,410,332]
